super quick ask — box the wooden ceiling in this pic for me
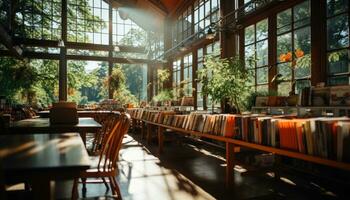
[105,0,185,32]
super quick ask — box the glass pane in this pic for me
[277,9,291,34]
[293,0,310,29]
[294,27,311,78]
[244,0,254,13]
[327,0,349,17]
[256,40,268,67]
[329,76,350,85]
[294,27,311,54]
[256,85,268,93]
[295,64,311,79]
[245,25,255,45]
[245,44,255,69]
[256,19,268,41]
[278,82,291,96]
[327,49,349,74]
[295,79,311,94]
[277,62,292,80]
[277,33,292,63]
[248,69,255,85]
[327,14,349,50]
[257,67,268,84]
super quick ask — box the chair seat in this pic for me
[79,156,117,178]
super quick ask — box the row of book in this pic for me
[127,108,350,162]
[255,85,350,107]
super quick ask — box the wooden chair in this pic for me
[72,113,130,200]
[90,113,119,155]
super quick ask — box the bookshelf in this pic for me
[132,117,350,188]
[252,106,350,117]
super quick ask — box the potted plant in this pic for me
[197,55,254,113]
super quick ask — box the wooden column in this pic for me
[220,0,236,58]
[158,126,164,155]
[59,0,67,101]
[108,5,114,99]
[311,0,326,86]
[268,15,277,92]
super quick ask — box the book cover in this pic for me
[330,85,350,106]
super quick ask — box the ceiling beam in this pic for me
[0,25,22,58]
[146,0,168,15]
[13,38,146,53]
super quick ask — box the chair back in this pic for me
[91,113,119,153]
[97,113,130,172]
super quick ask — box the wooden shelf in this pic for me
[253,106,350,109]
[132,117,350,187]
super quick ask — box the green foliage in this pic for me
[122,64,146,102]
[0,58,37,100]
[114,86,138,106]
[108,65,126,93]
[295,53,311,69]
[157,69,170,83]
[197,55,254,112]
[119,28,147,47]
[152,89,174,103]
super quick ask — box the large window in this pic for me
[326,0,349,85]
[67,0,108,44]
[276,0,311,95]
[183,53,193,96]
[197,48,204,109]
[194,0,219,33]
[112,9,145,46]
[244,18,269,92]
[172,59,181,96]
[206,41,220,109]
[15,0,62,40]
[173,0,220,45]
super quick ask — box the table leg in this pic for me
[158,126,164,155]
[147,124,152,145]
[132,119,136,134]
[80,131,87,147]
[226,142,235,188]
[79,131,87,192]
[273,154,281,180]
[141,122,145,139]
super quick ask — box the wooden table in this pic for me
[0,133,90,200]
[37,110,120,118]
[9,117,102,145]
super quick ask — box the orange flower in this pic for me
[285,52,292,62]
[279,53,286,62]
[295,48,304,58]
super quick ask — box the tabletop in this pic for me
[8,117,102,134]
[37,110,120,118]
[0,133,90,178]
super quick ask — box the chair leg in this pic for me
[102,177,109,191]
[111,177,122,200]
[81,178,87,197]
[71,178,78,200]
[108,177,116,195]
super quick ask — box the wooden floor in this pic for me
[54,132,349,200]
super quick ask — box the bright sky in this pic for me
[85,61,101,73]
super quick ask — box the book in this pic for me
[330,85,350,106]
[255,96,269,107]
[311,87,330,106]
